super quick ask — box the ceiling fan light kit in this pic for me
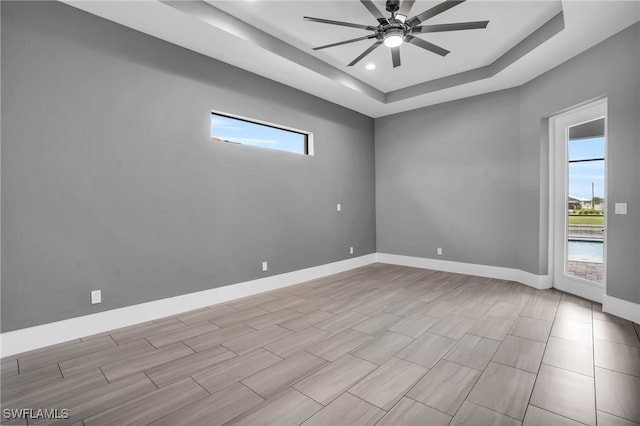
[383,27,404,47]
[304,0,489,68]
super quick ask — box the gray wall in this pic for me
[376,89,521,268]
[376,22,640,304]
[1,2,376,331]
[518,22,640,303]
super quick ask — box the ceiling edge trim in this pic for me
[161,0,386,103]
[386,10,565,103]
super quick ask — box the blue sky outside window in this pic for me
[568,136,605,199]
[211,113,308,155]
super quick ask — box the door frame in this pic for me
[548,98,608,303]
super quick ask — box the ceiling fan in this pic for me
[304,0,489,68]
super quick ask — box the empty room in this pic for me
[1,0,639,425]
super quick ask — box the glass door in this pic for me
[551,99,607,302]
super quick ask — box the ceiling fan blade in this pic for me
[398,0,416,17]
[313,34,379,50]
[406,35,450,56]
[303,16,377,31]
[360,0,389,24]
[391,46,401,68]
[348,40,383,66]
[406,0,465,27]
[413,21,489,33]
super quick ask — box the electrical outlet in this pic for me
[350,247,354,255]
[262,261,268,272]
[91,290,101,304]
[615,203,627,214]
[437,248,443,256]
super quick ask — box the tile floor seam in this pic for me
[345,390,391,413]
[144,337,159,350]
[345,338,383,356]
[541,349,598,374]
[107,334,119,347]
[349,351,383,365]
[241,356,328,399]
[401,393,453,418]
[436,361,484,419]
[477,358,541,375]
[461,398,527,423]
[633,323,640,341]
[288,383,326,407]
[594,365,640,380]
[519,304,559,423]
[97,366,110,384]
[433,356,484,375]
[465,332,504,343]
[596,408,640,424]
[145,370,161,390]
[528,403,591,425]
[220,344,242,357]
[183,342,197,354]
[237,381,264,402]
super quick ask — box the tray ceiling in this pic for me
[63,0,640,117]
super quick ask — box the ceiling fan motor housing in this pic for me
[386,0,401,13]
[384,26,405,39]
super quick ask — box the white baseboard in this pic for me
[8,252,635,358]
[552,279,604,304]
[603,295,640,323]
[1,254,377,357]
[376,253,552,290]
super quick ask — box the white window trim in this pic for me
[211,109,314,156]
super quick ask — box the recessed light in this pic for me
[365,63,376,70]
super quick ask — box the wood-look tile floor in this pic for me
[2,263,640,426]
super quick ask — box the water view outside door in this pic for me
[566,120,605,284]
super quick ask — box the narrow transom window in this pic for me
[211,111,312,155]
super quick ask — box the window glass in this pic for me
[211,112,308,155]
[568,136,604,161]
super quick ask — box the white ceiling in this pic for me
[64,0,640,117]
